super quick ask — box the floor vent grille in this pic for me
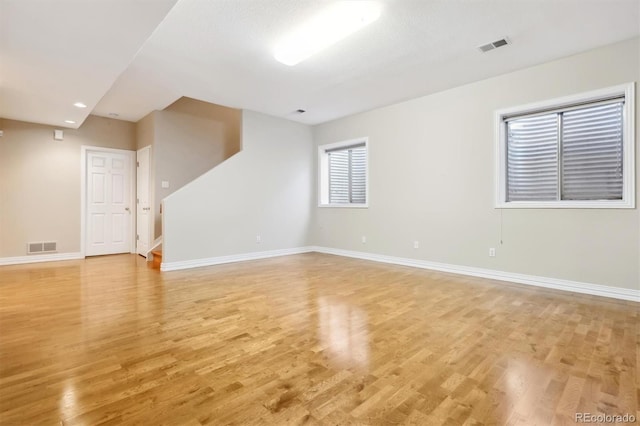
[27,241,57,254]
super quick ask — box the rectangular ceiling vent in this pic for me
[478,38,510,53]
[27,241,57,254]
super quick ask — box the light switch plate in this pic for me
[161,181,169,189]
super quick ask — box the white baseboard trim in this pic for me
[157,244,638,302]
[0,252,84,266]
[160,246,314,272]
[311,246,640,303]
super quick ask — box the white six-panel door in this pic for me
[86,150,132,256]
[136,146,151,256]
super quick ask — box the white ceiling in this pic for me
[0,0,177,128]
[2,0,639,128]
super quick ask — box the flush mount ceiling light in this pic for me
[73,102,87,108]
[274,1,382,66]
[64,120,76,124]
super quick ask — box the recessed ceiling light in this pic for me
[274,1,382,66]
[73,102,87,108]
[64,120,76,124]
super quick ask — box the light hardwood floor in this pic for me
[0,253,637,425]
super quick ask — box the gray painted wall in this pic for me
[311,37,639,290]
[0,115,136,257]
[136,98,242,239]
[162,110,313,263]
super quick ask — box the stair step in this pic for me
[151,250,162,270]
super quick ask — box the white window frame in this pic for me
[318,137,369,208]
[495,82,635,209]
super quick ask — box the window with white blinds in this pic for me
[507,113,559,201]
[496,83,634,208]
[562,103,623,200]
[319,139,368,207]
[328,144,366,204]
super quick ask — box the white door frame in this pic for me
[136,145,153,257]
[80,145,136,257]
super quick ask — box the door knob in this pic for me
[125,207,130,212]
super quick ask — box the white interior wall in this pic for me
[162,110,313,264]
[311,37,639,291]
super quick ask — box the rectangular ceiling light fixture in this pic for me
[274,1,381,66]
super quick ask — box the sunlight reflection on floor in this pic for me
[317,296,369,370]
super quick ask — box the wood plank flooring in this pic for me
[0,253,637,425]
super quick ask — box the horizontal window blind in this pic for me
[507,113,558,201]
[506,99,624,202]
[350,147,367,203]
[562,102,623,200]
[503,96,624,121]
[325,142,365,153]
[328,150,350,204]
[328,144,367,204]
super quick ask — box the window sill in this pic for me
[495,200,634,209]
[318,203,369,209]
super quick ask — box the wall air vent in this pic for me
[27,241,57,254]
[478,38,510,53]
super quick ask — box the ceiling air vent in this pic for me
[478,38,510,53]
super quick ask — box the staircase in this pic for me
[151,249,162,269]
[136,98,241,273]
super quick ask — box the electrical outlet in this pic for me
[361,236,367,244]
[256,235,261,244]
[413,241,419,249]
[489,247,496,257]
